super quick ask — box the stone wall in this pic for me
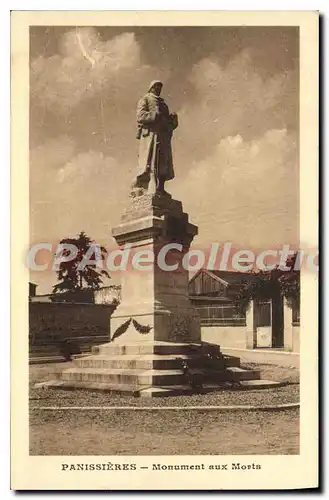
[201,326,247,349]
[29,302,116,345]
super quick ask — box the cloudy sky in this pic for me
[30,26,299,293]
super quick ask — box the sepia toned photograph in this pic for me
[11,10,318,490]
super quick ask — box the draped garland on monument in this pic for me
[110,318,153,342]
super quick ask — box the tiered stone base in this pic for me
[36,341,281,397]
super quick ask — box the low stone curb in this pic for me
[31,402,299,412]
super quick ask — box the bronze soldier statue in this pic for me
[133,80,178,195]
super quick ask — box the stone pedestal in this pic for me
[110,192,200,345]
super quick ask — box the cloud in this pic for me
[30,135,76,168]
[30,136,132,246]
[30,28,147,114]
[175,49,298,166]
[30,134,133,293]
[57,150,116,183]
[30,135,76,210]
[171,128,299,249]
[29,38,299,292]
[169,48,299,250]
[29,27,173,157]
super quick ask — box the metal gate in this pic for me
[255,300,272,348]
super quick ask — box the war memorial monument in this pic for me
[37,80,279,397]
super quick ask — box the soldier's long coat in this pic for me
[136,92,178,181]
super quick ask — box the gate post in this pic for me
[283,297,294,351]
[246,299,256,349]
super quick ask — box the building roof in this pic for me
[207,270,257,285]
[189,268,257,287]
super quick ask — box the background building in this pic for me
[189,269,300,352]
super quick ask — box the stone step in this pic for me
[35,378,282,396]
[225,366,260,381]
[223,355,240,367]
[73,353,207,370]
[33,340,279,395]
[59,365,258,387]
[238,379,282,389]
[35,379,140,395]
[37,380,223,397]
[139,380,283,397]
[200,367,260,384]
[139,385,194,397]
[93,342,203,357]
[60,367,203,386]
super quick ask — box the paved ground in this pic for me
[30,407,299,455]
[30,383,299,408]
[29,361,299,455]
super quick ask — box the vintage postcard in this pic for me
[11,11,318,490]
